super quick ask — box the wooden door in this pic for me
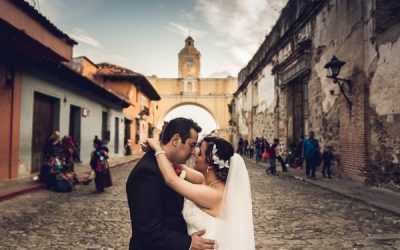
[292,81,304,145]
[114,117,119,154]
[69,105,81,147]
[31,93,55,173]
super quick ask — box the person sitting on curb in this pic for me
[39,155,73,192]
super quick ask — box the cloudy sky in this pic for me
[33,0,287,78]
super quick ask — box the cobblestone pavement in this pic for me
[1,160,400,249]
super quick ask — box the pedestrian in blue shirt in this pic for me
[302,131,320,180]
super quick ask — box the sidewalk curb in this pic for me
[0,183,46,202]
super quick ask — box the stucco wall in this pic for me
[18,69,124,177]
[233,0,400,184]
[244,65,277,141]
[368,20,400,187]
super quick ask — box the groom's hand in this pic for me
[190,230,215,250]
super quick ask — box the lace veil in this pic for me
[214,153,255,250]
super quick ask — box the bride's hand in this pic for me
[147,138,163,152]
[140,141,150,152]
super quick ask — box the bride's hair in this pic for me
[202,137,234,182]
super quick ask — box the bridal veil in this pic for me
[215,153,255,250]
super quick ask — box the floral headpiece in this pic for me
[212,144,229,169]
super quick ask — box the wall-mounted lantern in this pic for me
[82,108,90,117]
[228,119,236,127]
[324,56,353,111]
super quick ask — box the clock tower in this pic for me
[178,36,201,78]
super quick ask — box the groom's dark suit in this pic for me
[126,150,191,250]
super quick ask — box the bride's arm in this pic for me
[154,152,222,209]
[176,164,205,185]
[145,138,205,185]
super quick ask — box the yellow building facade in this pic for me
[148,37,238,141]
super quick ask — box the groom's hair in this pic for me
[161,118,202,145]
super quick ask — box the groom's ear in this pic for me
[171,134,181,147]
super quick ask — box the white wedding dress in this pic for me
[182,154,255,250]
[182,198,218,239]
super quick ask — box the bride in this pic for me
[145,136,255,250]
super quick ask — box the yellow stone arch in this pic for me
[156,102,219,131]
[148,76,238,141]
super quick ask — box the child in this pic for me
[322,146,334,178]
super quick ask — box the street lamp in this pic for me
[228,119,236,127]
[324,56,353,111]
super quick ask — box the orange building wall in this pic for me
[0,1,73,61]
[103,81,131,98]
[81,60,98,81]
[0,63,21,180]
[95,77,157,154]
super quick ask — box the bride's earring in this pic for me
[206,166,211,174]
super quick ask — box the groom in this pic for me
[126,117,215,250]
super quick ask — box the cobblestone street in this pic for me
[1,160,400,249]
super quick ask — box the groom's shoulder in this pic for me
[130,151,159,176]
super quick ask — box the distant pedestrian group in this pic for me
[238,130,335,180]
[39,131,81,192]
[39,131,112,193]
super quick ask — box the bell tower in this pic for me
[178,37,201,78]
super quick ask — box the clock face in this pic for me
[185,57,194,68]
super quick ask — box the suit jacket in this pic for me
[126,150,191,250]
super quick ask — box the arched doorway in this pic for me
[160,104,218,139]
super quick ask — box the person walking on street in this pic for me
[249,139,255,159]
[255,138,262,163]
[266,138,279,175]
[237,137,244,156]
[244,139,249,157]
[322,146,334,178]
[302,131,320,180]
[297,135,304,168]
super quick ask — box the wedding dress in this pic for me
[182,153,255,250]
[182,198,218,239]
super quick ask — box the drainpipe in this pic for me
[7,65,15,178]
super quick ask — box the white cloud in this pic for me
[36,0,67,23]
[166,22,207,39]
[68,28,102,48]
[179,9,195,21]
[196,0,287,74]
